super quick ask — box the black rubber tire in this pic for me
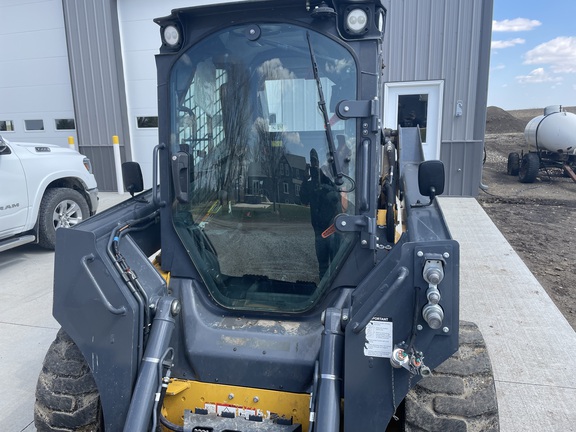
[34,329,103,432]
[506,152,520,176]
[404,321,499,432]
[518,153,540,184]
[38,188,90,249]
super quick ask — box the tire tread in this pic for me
[404,321,499,432]
[34,329,102,432]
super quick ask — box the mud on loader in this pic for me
[34,0,499,430]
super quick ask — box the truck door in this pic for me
[0,142,29,238]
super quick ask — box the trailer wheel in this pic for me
[518,153,540,183]
[404,321,499,432]
[34,329,103,432]
[506,152,520,176]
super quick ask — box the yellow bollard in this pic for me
[68,136,75,150]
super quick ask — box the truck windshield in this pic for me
[169,23,357,312]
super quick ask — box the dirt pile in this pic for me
[485,106,526,134]
[508,106,576,124]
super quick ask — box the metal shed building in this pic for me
[0,0,493,195]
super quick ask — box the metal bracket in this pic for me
[334,214,377,249]
[335,99,381,132]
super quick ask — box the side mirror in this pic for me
[415,160,445,206]
[122,161,144,197]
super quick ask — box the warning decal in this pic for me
[363,317,393,358]
[203,402,264,420]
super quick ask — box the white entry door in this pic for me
[384,81,444,160]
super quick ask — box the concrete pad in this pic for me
[0,324,58,431]
[97,191,129,213]
[0,244,58,431]
[439,197,576,432]
[0,246,57,328]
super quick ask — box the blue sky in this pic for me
[488,0,576,109]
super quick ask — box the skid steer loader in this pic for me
[34,0,498,430]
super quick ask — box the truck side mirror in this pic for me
[122,162,144,197]
[415,160,445,206]
[0,136,7,154]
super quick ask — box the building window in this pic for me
[397,94,428,128]
[0,120,14,132]
[283,182,289,194]
[137,116,159,128]
[25,120,44,131]
[55,119,76,130]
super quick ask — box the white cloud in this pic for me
[491,38,525,49]
[491,64,506,72]
[493,18,541,32]
[524,36,576,73]
[516,68,563,84]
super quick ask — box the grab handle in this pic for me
[81,254,126,316]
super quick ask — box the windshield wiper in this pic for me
[306,32,344,186]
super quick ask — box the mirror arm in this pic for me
[411,187,436,208]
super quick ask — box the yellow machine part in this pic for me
[162,379,311,430]
[152,255,171,285]
[152,259,310,427]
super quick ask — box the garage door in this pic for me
[117,0,238,187]
[0,0,76,147]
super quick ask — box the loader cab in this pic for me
[38,2,467,431]
[155,0,387,314]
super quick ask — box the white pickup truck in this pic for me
[0,135,98,252]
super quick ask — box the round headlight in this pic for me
[163,25,180,47]
[346,9,368,34]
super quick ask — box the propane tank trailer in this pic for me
[507,105,576,183]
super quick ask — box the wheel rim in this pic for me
[52,199,84,228]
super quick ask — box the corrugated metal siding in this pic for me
[382,0,493,195]
[62,0,131,191]
[440,140,484,195]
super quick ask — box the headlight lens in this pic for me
[83,157,93,174]
[163,25,180,47]
[346,9,368,34]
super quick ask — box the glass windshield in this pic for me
[169,23,357,312]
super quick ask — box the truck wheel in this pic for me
[518,153,540,184]
[506,152,520,176]
[404,321,499,432]
[34,329,103,432]
[38,188,90,249]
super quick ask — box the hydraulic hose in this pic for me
[123,296,179,432]
[106,211,160,364]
